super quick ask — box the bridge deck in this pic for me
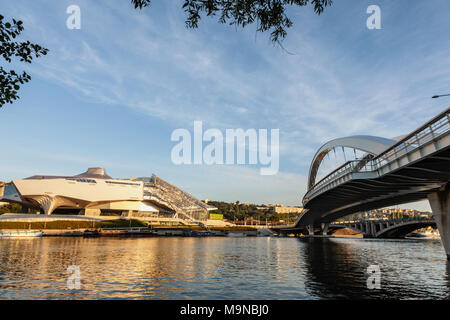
[297,107,450,227]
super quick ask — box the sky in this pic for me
[1,0,450,210]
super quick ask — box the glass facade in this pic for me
[2,184,21,201]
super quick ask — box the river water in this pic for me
[0,236,449,299]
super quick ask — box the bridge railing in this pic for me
[305,107,450,202]
[331,216,434,225]
[309,161,356,192]
[371,107,450,169]
[305,159,379,200]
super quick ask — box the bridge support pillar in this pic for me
[321,223,329,236]
[428,184,450,260]
[306,225,314,236]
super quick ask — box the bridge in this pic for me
[327,217,435,238]
[285,107,450,258]
[272,217,436,238]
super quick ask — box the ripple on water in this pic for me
[0,237,449,299]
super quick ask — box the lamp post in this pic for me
[432,93,450,99]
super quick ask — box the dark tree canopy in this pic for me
[131,0,332,42]
[0,14,48,108]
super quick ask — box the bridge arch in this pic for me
[375,221,436,238]
[307,135,396,190]
[327,220,436,238]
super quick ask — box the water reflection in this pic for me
[0,237,449,299]
[298,237,450,299]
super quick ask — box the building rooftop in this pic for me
[26,167,113,180]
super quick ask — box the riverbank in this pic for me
[0,218,147,230]
[331,228,363,238]
[0,217,260,237]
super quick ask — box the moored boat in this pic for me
[83,228,157,237]
[406,227,440,239]
[183,230,219,237]
[0,230,43,238]
[226,232,246,237]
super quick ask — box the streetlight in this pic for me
[432,93,450,99]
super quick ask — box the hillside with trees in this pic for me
[207,201,301,224]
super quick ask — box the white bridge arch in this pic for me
[307,135,396,190]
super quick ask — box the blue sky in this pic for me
[1,0,450,209]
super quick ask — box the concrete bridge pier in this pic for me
[321,223,329,236]
[428,184,450,260]
[306,225,314,236]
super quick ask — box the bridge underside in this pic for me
[327,222,436,238]
[299,145,450,227]
[272,221,436,238]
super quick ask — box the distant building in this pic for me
[0,167,216,221]
[0,182,7,207]
[255,204,303,214]
[271,205,304,214]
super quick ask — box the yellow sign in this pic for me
[209,213,223,220]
